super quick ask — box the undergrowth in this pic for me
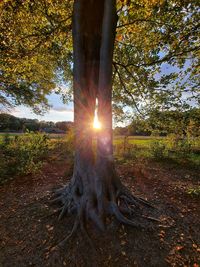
[1,132,199,184]
[0,131,50,184]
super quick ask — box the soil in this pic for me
[0,155,200,267]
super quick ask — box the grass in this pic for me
[0,132,199,184]
[0,132,21,137]
[114,136,163,146]
[0,133,159,145]
[0,133,199,149]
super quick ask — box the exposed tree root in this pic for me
[58,216,79,248]
[50,171,163,249]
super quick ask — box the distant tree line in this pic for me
[114,108,200,137]
[0,113,73,133]
[1,108,199,137]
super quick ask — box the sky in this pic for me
[8,63,168,122]
[10,93,74,122]
[8,61,195,123]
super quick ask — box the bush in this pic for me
[54,128,74,158]
[65,128,75,154]
[114,136,137,160]
[149,140,167,159]
[166,134,192,157]
[151,129,161,137]
[0,132,50,183]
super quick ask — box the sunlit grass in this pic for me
[113,137,162,147]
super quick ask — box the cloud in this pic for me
[9,108,21,115]
[7,105,74,122]
[51,106,74,113]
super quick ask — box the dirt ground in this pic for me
[0,155,199,267]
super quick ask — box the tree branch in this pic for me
[117,19,164,29]
[113,63,144,116]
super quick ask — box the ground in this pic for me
[0,153,199,267]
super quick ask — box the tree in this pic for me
[0,0,73,113]
[146,108,200,137]
[53,0,150,239]
[0,113,21,131]
[55,121,74,132]
[1,0,199,238]
[1,0,199,114]
[113,0,200,116]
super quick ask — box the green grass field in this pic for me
[1,132,200,175]
[113,136,162,146]
[0,132,162,147]
[0,133,199,151]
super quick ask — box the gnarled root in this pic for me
[50,171,160,248]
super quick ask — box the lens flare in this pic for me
[93,112,101,130]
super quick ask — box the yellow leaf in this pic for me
[175,246,184,251]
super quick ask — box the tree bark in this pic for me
[53,0,155,242]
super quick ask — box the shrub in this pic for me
[178,139,192,155]
[149,140,167,159]
[166,134,192,157]
[114,136,137,160]
[53,129,74,158]
[151,129,161,137]
[49,129,75,174]
[65,128,75,154]
[0,132,50,183]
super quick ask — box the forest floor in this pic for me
[0,153,200,267]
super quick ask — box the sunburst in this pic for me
[93,112,101,130]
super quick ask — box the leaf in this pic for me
[175,246,184,251]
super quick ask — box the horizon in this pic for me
[8,93,74,123]
[3,60,196,124]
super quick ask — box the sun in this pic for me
[93,113,102,130]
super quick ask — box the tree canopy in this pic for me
[0,0,199,115]
[114,107,200,136]
[0,0,73,112]
[114,0,200,117]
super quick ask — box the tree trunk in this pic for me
[53,0,155,242]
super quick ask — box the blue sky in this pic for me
[8,63,168,122]
[9,61,194,122]
[10,93,74,122]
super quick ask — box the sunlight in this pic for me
[93,112,101,130]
